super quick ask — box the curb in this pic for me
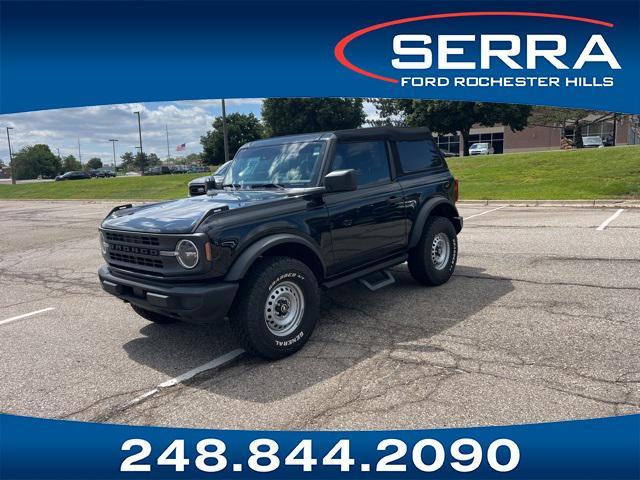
[458,200,640,209]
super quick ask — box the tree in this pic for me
[12,144,62,180]
[200,113,263,165]
[85,157,103,170]
[529,107,608,148]
[372,100,531,156]
[262,98,366,136]
[62,154,81,172]
[119,152,136,171]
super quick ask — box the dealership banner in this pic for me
[0,0,639,114]
[1,413,639,479]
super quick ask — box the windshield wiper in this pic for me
[249,183,286,190]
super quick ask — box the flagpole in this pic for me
[165,124,170,162]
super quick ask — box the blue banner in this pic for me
[1,413,639,479]
[1,0,638,113]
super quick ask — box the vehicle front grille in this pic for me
[109,252,163,269]
[104,230,167,274]
[105,232,160,246]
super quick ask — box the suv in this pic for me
[98,127,462,359]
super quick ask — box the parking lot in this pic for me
[0,200,638,430]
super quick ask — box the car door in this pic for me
[324,140,406,274]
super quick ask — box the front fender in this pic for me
[224,233,326,281]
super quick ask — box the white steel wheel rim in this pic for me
[431,233,450,270]
[264,280,305,337]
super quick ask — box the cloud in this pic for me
[0,98,379,164]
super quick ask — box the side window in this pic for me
[330,141,391,188]
[396,140,442,173]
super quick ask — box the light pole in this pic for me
[6,127,15,184]
[109,139,119,168]
[221,99,230,163]
[77,137,82,166]
[133,111,144,174]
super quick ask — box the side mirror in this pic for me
[205,176,217,191]
[324,169,357,193]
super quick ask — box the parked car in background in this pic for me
[171,165,190,174]
[55,171,91,181]
[582,136,605,148]
[187,160,232,196]
[468,142,494,155]
[125,171,141,176]
[147,166,171,175]
[188,165,209,173]
[90,168,116,178]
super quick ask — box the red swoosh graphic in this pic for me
[334,11,615,84]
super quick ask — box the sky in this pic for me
[0,99,380,166]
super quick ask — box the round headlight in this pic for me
[176,239,199,269]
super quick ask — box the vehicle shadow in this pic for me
[122,264,513,402]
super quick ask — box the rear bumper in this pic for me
[98,265,238,324]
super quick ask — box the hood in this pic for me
[101,190,289,234]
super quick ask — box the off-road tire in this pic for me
[229,256,320,359]
[131,304,179,324]
[408,216,458,286]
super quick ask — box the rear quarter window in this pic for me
[396,140,442,173]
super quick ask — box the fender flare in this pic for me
[408,197,461,249]
[225,233,326,282]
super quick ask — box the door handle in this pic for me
[387,196,403,204]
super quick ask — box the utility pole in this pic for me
[165,124,171,162]
[109,139,119,168]
[134,111,144,174]
[221,99,230,163]
[77,137,82,166]
[6,127,15,184]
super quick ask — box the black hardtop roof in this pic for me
[240,126,433,149]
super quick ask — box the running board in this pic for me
[321,254,406,289]
[358,269,395,291]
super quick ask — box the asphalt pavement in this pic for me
[0,200,638,430]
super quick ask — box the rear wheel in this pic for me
[408,216,458,286]
[131,304,179,324]
[229,256,320,359]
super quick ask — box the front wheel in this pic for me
[408,216,458,286]
[229,256,320,359]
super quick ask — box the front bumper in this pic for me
[98,265,238,324]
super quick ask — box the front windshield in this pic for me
[471,143,487,149]
[224,141,325,188]
[583,137,601,145]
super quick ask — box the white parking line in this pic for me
[464,205,507,220]
[124,348,245,408]
[596,209,624,231]
[0,307,55,326]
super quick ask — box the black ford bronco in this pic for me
[98,127,462,359]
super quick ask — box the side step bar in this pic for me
[321,254,406,290]
[359,269,396,291]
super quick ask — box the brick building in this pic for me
[435,114,638,155]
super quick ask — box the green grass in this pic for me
[0,146,638,200]
[448,145,640,200]
[0,173,205,200]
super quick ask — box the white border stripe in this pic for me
[596,209,624,231]
[0,307,55,326]
[126,349,244,407]
[464,205,507,220]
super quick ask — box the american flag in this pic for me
[176,143,186,152]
